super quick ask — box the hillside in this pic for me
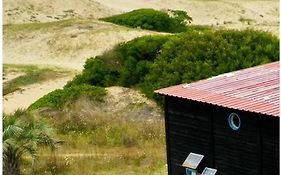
[96,0,279,36]
[3,19,160,113]
[4,19,158,71]
[61,30,279,103]
[3,0,119,24]
[4,0,279,35]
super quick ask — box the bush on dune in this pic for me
[142,30,279,98]
[66,29,279,104]
[67,35,170,88]
[31,29,279,109]
[101,8,192,33]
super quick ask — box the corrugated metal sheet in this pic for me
[155,61,280,117]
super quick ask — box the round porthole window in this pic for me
[228,113,241,131]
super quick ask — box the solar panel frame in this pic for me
[201,167,217,175]
[182,152,204,169]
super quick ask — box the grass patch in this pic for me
[22,148,166,175]
[28,85,106,110]
[4,19,76,33]
[101,8,192,33]
[3,64,72,95]
[48,111,165,147]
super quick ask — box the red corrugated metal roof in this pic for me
[155,61,280,117]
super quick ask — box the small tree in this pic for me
[170,9,193,24]
[3,109,56,175]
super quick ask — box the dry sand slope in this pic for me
[3,0,279,114]
[3,0,120,24]
[3,0,158,113]
[3,20,157,113]
[96,0,279,36]
[4,20,157,70]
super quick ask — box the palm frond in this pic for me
[3,109,57,161]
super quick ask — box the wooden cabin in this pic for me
[155,62,279,175]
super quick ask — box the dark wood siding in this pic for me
[261,116,279,175]
[165,97,213,174]
[164,97,279,175]
[212,107,261,175]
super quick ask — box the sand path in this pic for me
[3,76,72,114]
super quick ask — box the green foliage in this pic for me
[49,29,280,107]
[66,59,116,87]
[101,8,191,33]
[143,30,279,99]
[67,29,279,103]
[67,35,170,87]
[3,109,56,175]
[28,85,106,110]
[3,109,56,151]
[169,9,192,25]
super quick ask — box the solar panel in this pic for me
[201,167,217,175]
[182,153,204,169]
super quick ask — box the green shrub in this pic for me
[61,30,280,103]
[101,8,191,33]
[66,59,117,88]
[142,30,279,99]
[28,85,106,110]
[67,35,170,87]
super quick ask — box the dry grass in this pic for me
[21,109,167,175]
[23,145,166,175]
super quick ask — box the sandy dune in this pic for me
[4,20,157,71]
[4,0,279,35]
[3,0,119,24]
[3,20,157,114]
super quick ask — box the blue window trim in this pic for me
[228,113,241,131]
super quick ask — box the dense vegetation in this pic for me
[101,8,192,33]
[66,29,279,102]
[66,35,170,88]
[29,85,106,110]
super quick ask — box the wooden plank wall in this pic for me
[212,107,261,175]
[261,116,279,175]
[166,97,213,174]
